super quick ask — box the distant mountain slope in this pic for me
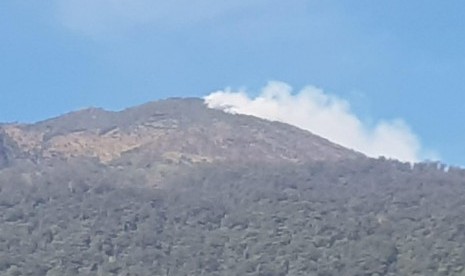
[0,98,362,169]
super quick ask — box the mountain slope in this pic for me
[0,98,361,169]
[1,98,464,275]
[0,157,464,275]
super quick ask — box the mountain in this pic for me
[0,98,464,275]
[0,98,361,183]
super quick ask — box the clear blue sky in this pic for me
[1,1,464,166]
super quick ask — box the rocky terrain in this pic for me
[0,98,464,275]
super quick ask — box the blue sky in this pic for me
[1,1,464,165]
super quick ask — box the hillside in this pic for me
[0,98,464,275]
[0,98,359,170]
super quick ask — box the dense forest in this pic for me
[0,157,464,275]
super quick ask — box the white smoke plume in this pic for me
[204,81,429,163]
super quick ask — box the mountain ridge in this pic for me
[0,98,363,170]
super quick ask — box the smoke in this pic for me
[204,81,430,163]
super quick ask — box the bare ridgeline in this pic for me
[0,98,464,275]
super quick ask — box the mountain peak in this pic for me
[0,98,362,169]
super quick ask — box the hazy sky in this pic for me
[1,1,464,165]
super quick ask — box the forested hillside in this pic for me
[0,158,464,275]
